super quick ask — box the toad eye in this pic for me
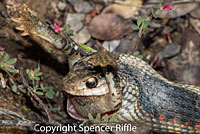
[86,77,98,88]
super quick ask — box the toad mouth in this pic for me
[67,95,88,120]
[67,95,119,121]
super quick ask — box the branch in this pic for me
[0,107,26,120]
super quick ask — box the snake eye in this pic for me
[86,77,98,88]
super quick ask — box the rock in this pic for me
[88,13,132,40]
[57,1,66,11]
[159,44,181,60]
[156,3,199,18]
[86,39,96,47]
[102,40,120,52]
[65,13,90,43]
[72,26,91,44]
[65,13,85,33]
[115,32,138,54]
[68,0,95,13]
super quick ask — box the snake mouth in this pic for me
[67,95,119,121]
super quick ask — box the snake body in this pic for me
[115,54,200,133]
[6,2,200,133]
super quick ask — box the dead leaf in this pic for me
[102,0,142,19]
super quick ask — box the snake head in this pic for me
[64,60,122,120]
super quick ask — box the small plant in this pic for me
[0,49,18,93]
[42,86,55,99]
[88,113,118,122]
[63,25,74,36]
[133,51,143,59]
[0,51,17,73]
[132,1,172,37]
[132,16,149,38]
[26,68,56,99]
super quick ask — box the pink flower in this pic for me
[53,23,64,32]
[161,4,172,11]
[30,69,34,77]
[0,46,4,51]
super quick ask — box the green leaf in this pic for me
[6,58,17,65]
[46,91,54,99]
[18,85,26,93]
[132,24,138,30]
[3,54,9,62]
[23,106,29,112]
[34,77,40,81]
[6,66,15,73]
[18,88,26,93]
[33,85,39,90]
[0,62,4,68]
[64,25,74,36]
[88,113,94,121]
[36,91,44,96]
[96,113,101,121]
[48,48,53,53]
[49,107,57,112]
[56,91,59,97]
[0,51,4,56]
[34,68,40,74]
[78,44,96,53]
[18,84,24,89]
[134,51,143,59]
[12,84,17,92]
[142,16,146,20]
[103,114,109,122]
[43,86,53,92]
[137,55,143,59]
[134,51,139,56]
[137,16,143,26]
[68,30,73,36]
[64,25,71,30]
[142,21,149,29]
[34,72,42,77]
[109,115,118,122]
[26,69,30,75]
